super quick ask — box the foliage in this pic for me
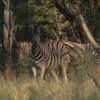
[0,0,100,42]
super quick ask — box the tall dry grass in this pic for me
[0,70,100,100]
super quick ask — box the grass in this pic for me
[0,72,100,100]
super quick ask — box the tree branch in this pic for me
[75,6,100,48]
[51,0,74,24]
[2,0,7,6]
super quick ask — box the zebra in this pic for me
[29,40,70,83]
[28,25,70,82]
[84,43,100,63]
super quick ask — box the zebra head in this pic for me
[29,24,43,61]
[29,24,41,44]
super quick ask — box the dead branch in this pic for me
[2,0,7,6]
[74,6,100,48]
[51,29,59,41]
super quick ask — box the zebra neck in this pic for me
[31,44,45,61]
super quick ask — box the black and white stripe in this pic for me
[29,40,70,82]
[84,44,100,62]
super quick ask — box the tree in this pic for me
[2,0,14,79]
[51,0,100,48]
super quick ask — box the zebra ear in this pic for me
[29,25,36,36]
[29,25,34,31]
[29,24,40,35]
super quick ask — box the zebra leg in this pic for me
[61,62,68,83]
[62,66,67,83]
[39,66,45,80]
[51,70,58,82]
[31,67,37,78]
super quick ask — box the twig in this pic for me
[51,29,59,41]
[2,0,7,6]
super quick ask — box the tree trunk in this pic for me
[2,0,13,79]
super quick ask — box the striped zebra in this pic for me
[29,40,70,82]
[84,43,100,63]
